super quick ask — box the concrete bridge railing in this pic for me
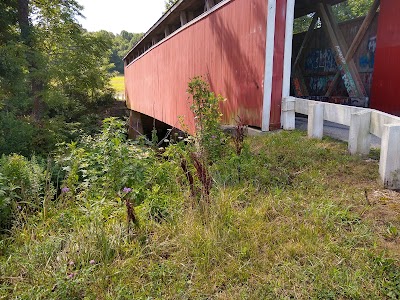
[282,96,400,190]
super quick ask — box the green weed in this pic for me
[0,120,399,299]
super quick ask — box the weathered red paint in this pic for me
[370,0,400,116]
[125,0,268,133]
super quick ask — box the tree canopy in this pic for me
[0,0,119,155]
[108,31,143,74]
[0,0,114,116]
[294,0,375,34]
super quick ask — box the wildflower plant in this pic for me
[187,76,226,163]
[61,187,70,193]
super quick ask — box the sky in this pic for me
[77,0,166,34]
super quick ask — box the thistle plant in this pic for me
[121,187,139,229]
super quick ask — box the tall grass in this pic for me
[0,122,399,299]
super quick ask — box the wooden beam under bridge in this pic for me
[317,2,367,99]
[325,0,380,97]
[291,13,319,97]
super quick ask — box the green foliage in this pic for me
[373,254,400,299]
[0,112,81,157]
[36,26,115,116]
[0,42,29,110]
[96,30,143,74]
[59,118,146,194]
[0,172,13,232]
[333,0,375,22]
[187,76,226,163]
[106,30,143,74]
[167,77,229,203]
[0,154,54,231]
[0,113,35,156]
[1,129,399,298]
[294,0,375,34]
[0,0,119,156]
[57,118,183,222]
[293,13,317,35]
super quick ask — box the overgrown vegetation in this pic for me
[0,77,399,299]
[0,1,137,157]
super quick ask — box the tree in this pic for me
[0,0,114,118]
[18,0,46,120]
[294,0,375,34]
[0,0,116,156]
[108,31,143,74]
[0,0,29,111]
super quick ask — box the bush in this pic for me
[0,154,54,231]
[0,112,81,157]
[187,76,226,163]
[57,118,183,224]
[0,172,14,231]
[58,118,149,195]
[0,112,35,157]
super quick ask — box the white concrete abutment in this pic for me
[282,97,400,190]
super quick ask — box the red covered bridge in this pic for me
[124,0,400,134]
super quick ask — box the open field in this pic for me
[0,130,399,299]
[111,75,125,93]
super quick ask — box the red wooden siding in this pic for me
[125,0,268,133]
[370,0,400,116]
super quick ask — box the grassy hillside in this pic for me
[0,124,399,299]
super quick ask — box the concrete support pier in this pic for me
[281,97,296,130]
[379,124,400,189]
[128,110,144,139]
[308,102,324,139]
[348,111,371,155]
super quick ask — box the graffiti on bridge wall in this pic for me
[308,76,333,95]
[359,36,376,71]
[292,14,378,101]
[302,44,374,97]
[305,49,337,72]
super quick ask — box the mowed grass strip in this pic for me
[111,75,125,93]
[1,130,399,299]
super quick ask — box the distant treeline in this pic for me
[106,31,143,74]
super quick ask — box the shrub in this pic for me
[0,154,54,231]
[0,112,35,157]
[58,118,151,196]
[0,112,81,157]
[0,172,14,231]
[187,76,226,163]
[57,117,184,225]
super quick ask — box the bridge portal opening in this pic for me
[290,0,379,108]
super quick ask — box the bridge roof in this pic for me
[124,0,346,63]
